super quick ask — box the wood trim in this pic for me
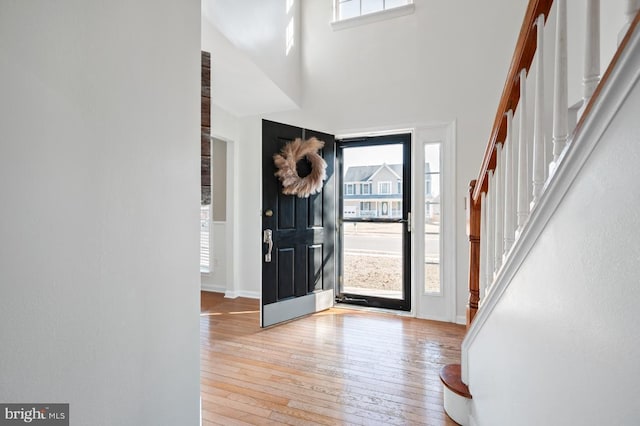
[473,0,553,202]
[440,364,472,399]
[467,180,481,327]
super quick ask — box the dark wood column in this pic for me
[201,51,211,205]
[467,180,481,327]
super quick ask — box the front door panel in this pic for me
[261,120,335,327]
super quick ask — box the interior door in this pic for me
[261,120,335,327]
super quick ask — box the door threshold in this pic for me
[334,302,414,317]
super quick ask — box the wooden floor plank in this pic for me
[200,291,463,425]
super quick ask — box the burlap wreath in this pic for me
[273,137,327,198]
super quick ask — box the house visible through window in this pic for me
[336,0,412,21]
[345,183,355,195]
[378,181,391,194]
[360,201,372,212]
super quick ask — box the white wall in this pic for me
[200,104,243,296]
[201,14,298,117]
[202,0,302,106]
[259,0,529,318]
[0,2,201,425]
[234,117,264,298]
[467,49,640,425]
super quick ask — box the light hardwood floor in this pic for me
[201,291,464,425]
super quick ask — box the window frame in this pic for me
[423,142,442,295]
[361,182,371,195]
[345,183,356,195]
[378,181,392,195]
[200,204,211,273]
[332,0,415,31]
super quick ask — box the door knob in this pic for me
[264,209,273,217]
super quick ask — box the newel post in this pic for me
[467,180,482,327]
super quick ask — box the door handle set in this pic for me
[398,212,412,233]
[263,229,273,263]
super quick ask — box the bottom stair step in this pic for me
[440,364,471,426]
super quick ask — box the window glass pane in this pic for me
[425,229,440,261]
[200,205,210,271]
[424,142,441,293]
[425,143,440,173]
[339,0,360,19]
[361,0,383,15]
[426,173,440,198]
[342,144,403,219]
[385,0,409,10]
[343,222,403,299]
[425,263,440,293]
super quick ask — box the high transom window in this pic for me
[335,0,412,21]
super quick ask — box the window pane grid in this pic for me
[336,0,411,21]
[424,142,441,294]
[200,205,210,272]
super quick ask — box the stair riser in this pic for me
[443,387,471,426]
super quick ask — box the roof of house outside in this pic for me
[344,164,402,181]
[344,163,431,182]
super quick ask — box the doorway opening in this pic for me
[336,133,411,311]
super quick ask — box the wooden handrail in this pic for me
[472,0,553,202]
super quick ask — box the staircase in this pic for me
[442,1,640,424]
[440,364,471,425]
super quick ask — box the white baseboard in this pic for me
[456,315,467,325]
[201,283,225,294]
[415,312,461,324]
[224,290,260,299]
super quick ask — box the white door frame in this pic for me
[412,121,457,323]
[335,121,457,322]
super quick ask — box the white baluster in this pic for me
[479,191,487,302]
[503,110,515,257]
[494,143,504,274]
[619,0,640,45]
[531,14,545,207]
[517,69,529,237]
[485,171,494,290]
[551,0,568,174]
[582,0,600,112]
[510,106,519,245]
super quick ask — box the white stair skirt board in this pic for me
[262,289,333,327]
[443,388,471,426]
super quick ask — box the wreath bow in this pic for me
[273,137,327,198]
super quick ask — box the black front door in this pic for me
[261,120,335,327]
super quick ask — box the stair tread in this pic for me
[440,364,472,399]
